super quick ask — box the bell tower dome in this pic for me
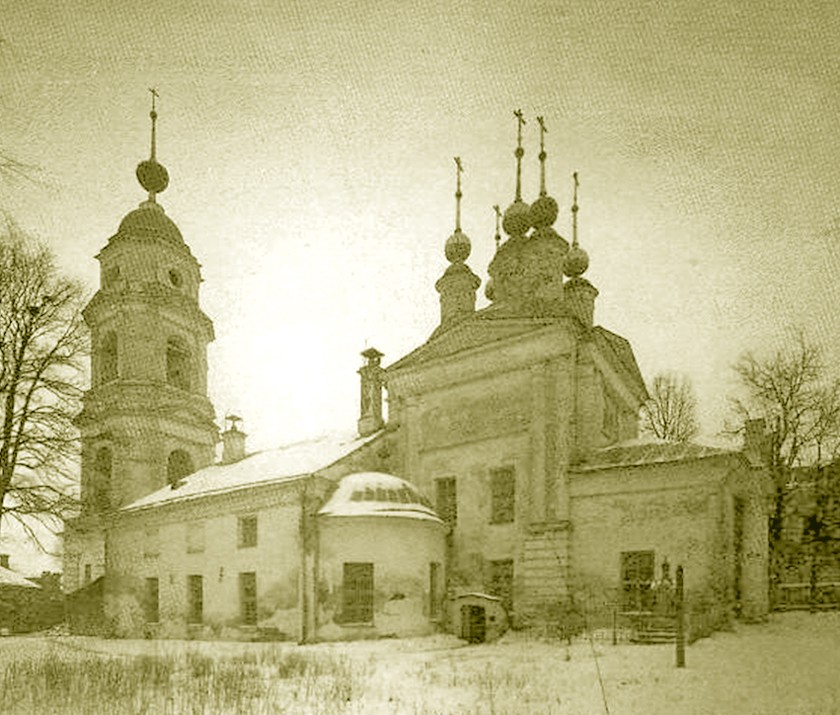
[76,90,218,513]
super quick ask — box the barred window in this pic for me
[621,551,655,611]
[238,515,258,548]
[490,467,515,524]
[342,562,374,623]
[239,572,257,626]
[187,574,203,624]
[435,477,457,527]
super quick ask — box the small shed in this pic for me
[449,592,509,643]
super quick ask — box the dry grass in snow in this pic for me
[1,611,839,713]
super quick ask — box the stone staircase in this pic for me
[625,613,677,644]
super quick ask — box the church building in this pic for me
[63,104,773,643]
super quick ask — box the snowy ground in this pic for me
[1,611,839,714]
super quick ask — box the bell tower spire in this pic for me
[135,88,170,204]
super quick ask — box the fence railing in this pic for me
[773,581,840,610]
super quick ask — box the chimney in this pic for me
[222,414,247,464]
[358,347,385,437]
[0,554,9,570]
[743,418,769,465]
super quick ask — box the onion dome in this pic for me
[503,200,531,237]
[136,158,169,195]
[446,229,471,263]
[563,244,590,277]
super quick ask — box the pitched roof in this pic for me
[574,438,740,472]
[0,565,39,589]
[122,431,379,511]
[387,306,560,372]
[592,327,648,402]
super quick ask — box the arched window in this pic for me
[92,446,112,511]
[100,332,118,384]
[166,336,191,391]
[167,449,194,487]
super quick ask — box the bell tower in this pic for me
[76,90,218,516]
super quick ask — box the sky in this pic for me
[2,0,840,572]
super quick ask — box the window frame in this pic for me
[186,574,204,625]
[435,477,457,528]
[620,550,655,612]
[239,571,258,626]
[237,514,258,549]
[341,562,374,624]
[489,466,516,524]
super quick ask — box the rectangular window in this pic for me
[429,562,441,619]
[342,562,374,623]
[84,564,92,585]
[435,477,457,528]
[145,577,160,623]
[187,574,203,624]
[620,551,655,611]
[238,515,258,549]
[143,528,160,558]
[487,559,514,612]
[239,572,258,626]
[490,466,516,524]
[186,522,205,553]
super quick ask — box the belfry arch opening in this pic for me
[100,331,118,384]
[166,336,191,390]
[167,449,194,487]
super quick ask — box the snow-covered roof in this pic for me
[123,431,379,511]
[318,472,442,523]
[0,565,39,589]
[574,437,739,472]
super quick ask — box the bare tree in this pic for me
[0,221,87,545]
[641,372,699,442]
[733,333,840,471]
[733,332,840,606]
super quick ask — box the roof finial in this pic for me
[513,109,526,201]
[149,87,159,160]
[537,116,548,197]
[454,156,463,232]
[493,204,502,250]
[572,171,580,247]
[136,88,169,202]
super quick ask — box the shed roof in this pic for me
[574,438,740,472]
[0,565,39,589]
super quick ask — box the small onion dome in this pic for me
[136,159,169,195]
[115,202,184,245]
[563,244,590,277]
[502,199,531,237]
[445,228,472,263]
[529,194,559,228]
